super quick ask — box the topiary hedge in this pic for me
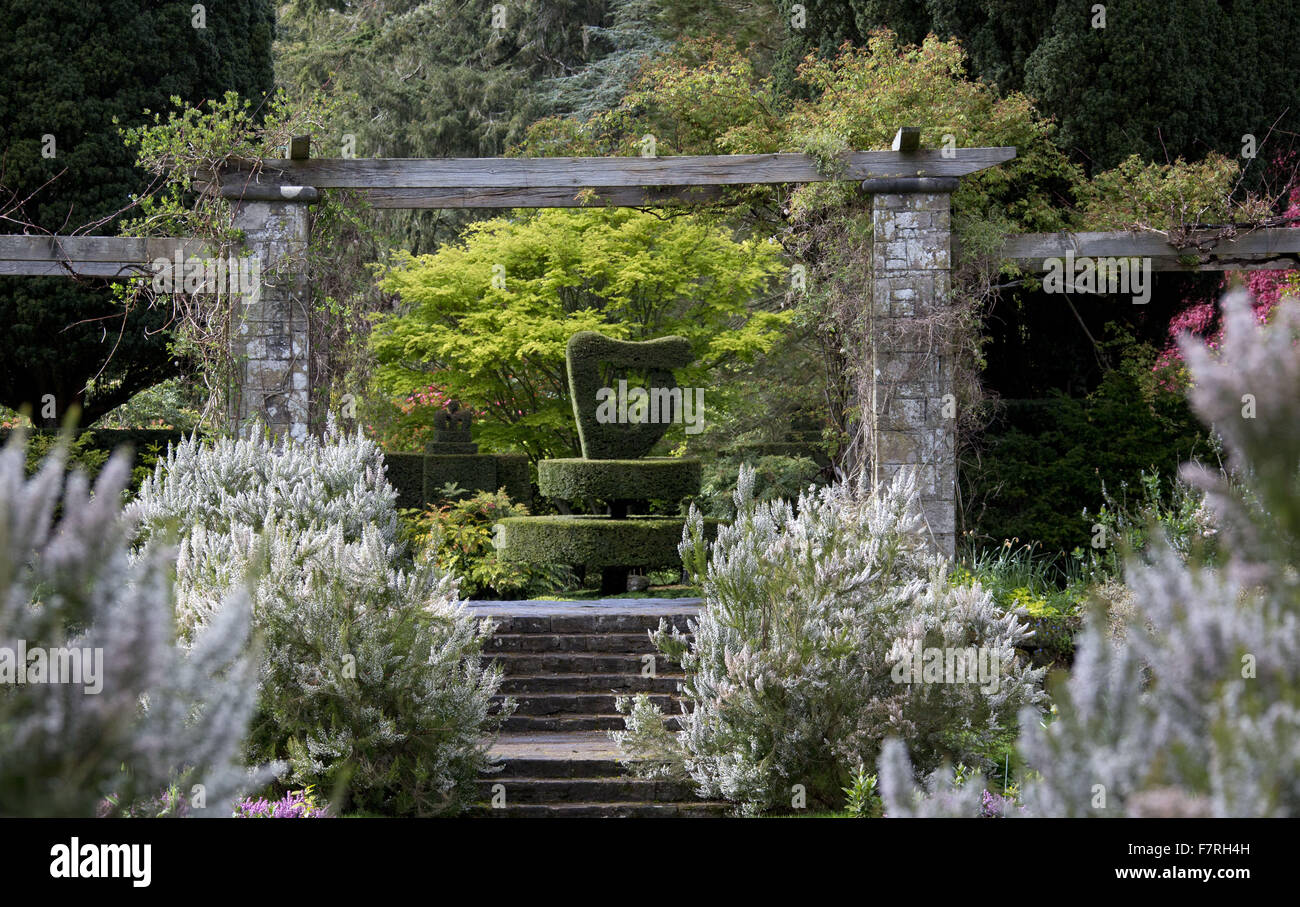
[386,450,532,510]
[566,331,695,459]
[495,514,720,569]
[384,452,426,510]
[724,441,830,467]
[423,453,508,500]
[539,457,701,503]
[494,453,531,504]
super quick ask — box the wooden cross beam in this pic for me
[0,235,210,277]
[9,227,1300,279]
[996,228,1300,272]
[220,148,1016,208]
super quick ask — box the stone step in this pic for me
[496,692,678,716]
[478,613,695,635]
[502,714,682,733]
[490,757,621,780]
[469,801,730,818]
[498,673,683,695]
[467,604,713,816]
[487,731,635,779]
[484,652,680,675]
[484,633,659,653]
[475,777,699,804]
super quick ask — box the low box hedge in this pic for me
[538,457,700,503]
[724,440,830,467]
[423,452,531,505]
[494,453,531,504]
[494,514,719,569]
[384,452,427,510]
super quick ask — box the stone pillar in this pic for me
[229,189,315,440]
[866,179,957,560]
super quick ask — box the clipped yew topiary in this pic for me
[538,458,701,503]
[494,514,720,569]
[566,331,694,460]
[384,401,532,510]
[495,330,705,594]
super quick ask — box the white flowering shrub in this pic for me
[877,739,994,818]
[615,467,1046,815]
[883,291,1300,817]
[0,439,275,817]
[134,426,508,816]
[129,423,398,545]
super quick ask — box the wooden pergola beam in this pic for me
[236,148,1017,191]
[996,228,1300,272]
[0,235,211,277]
[9,226,1300,279]
[357,185,728,209]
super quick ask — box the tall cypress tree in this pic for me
[0,0,274,425]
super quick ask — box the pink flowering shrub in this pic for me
[1155,177,1300,390]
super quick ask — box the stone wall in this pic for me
[868,190,956,559]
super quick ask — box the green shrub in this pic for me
[1079,468,1222,581]
[954,544,1088,666]
[699,454,825,518]
[408,490,570,600]
[966,361,1212,557]
[21,431,108,480]
[1,428,170,500]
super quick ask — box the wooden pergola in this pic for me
[5,133,1300,555]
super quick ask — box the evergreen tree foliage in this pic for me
[1023,0,1300,172]
[661,1,1300,172]
[276,0,610,252]
[0,0,275,424]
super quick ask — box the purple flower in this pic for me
[234,789,330,818]
[979,789,1017,818]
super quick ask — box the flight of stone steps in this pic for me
[465,600,728,817]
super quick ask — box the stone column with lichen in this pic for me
[229,195,311,440]
[867,187,957,559]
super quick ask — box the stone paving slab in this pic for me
[465,598,702,617]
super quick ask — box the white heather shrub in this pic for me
[129,422,398,545]
[882,291,1300,817]
[614,467,1046,816]
[133,425,508,816]
[877,738,992,818]
[0,439,274,817]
